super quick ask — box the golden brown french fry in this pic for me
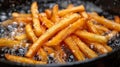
[15,34,27,41]
[37,48,48,62]
[25,13,80,58]
[43,46,55,55]
[44,46,65,63]
[75,30,107,43]
[31,2,43,37]
[45,9,52,19]
[46,18,85,46]
[94,25,109,33]
[40,15,54,28]
[80,11,88,18]
[92,43,108,54]
[89,14,120,32]
[2,19,14,26]
[40,13,47,17]
[0,38,20,48]
[25,24,37,43]
[103,44,112,52]
[5,54,46,64]
[114,16,120,23]
[67,4,74,9]
[64,36,85,61]
[58,5,85,17]
[83,40,108,54]
[54,45,66,63]
[86,21,99,34]
[14,17,32,23]
[51,4,59,23]
[12,12,32,18]
[72,35,98,59]
[105,30,118,40]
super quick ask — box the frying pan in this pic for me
[0,0,120,67]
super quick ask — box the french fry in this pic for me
[37,48,48,62]
[80,11,88,18]
[84,41,109,54]
[105,30,118,40]
[40,13,47,17]
[58,5,85,17]
[92,43,109,54]
[44,46,65,63]
[64,36,85,61]
[51,4,59,23]
[5,54,46,64]
[25,24,37,43]
[45,9,52,19]
[0,38,20,48]
[89,14,120,32]
[67,4,74,9]
[2,19,14,26]
[114,16,120,23]
[14,17,32,23]
[12,12,32,18]
[94,24,109,33]
[103,44,112,52]
[43,46,55,55]
[54,45,66,63]
[86,21,99,34]
[31,2,43,37]
[15,34,27,41]
[46,18,85,46]
[72,35,98,59]
[40,15,54,28]
[25,13,80,58]
[75,30,107,43]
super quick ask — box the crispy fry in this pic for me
[46,18,85,46]
[44,46,66,63]
[105,30,118,39]
[31,2,43,36]
[25,24,37,43]
[15,34,27,41]
[40,13,47,17]
[14,17,32,23]
[86,21,99,34]
[5,54,46,64]
[89,14,120,32]
[67,4,74,9]
[54,45,66,63]
[2,19,14,26]
[45,9,52,19]
[0,38,20,48]
[72,35,98,59]
[103,44,112,52]
[75,30,107,43]
[25,13,80,58]
[40,15,54,28]
[37,48,48,62]
[51,4,59,23]
[80,11,88,18]
[43,46,55,55]
[114,16,120,23]
[64,36,85,61]
[92,43,108,54]
[58,5,85,17]
[12,12,32,18]
[94,24,109,33]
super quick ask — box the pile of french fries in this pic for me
[1,1,120,64]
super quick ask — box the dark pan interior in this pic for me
[0,0,120,67]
